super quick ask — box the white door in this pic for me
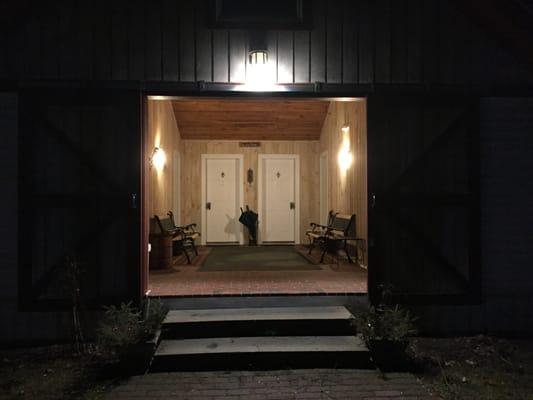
[261,157,297,242]
[205,158,240,243]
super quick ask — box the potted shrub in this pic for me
[97,299,167,375]
[354,305,417,371]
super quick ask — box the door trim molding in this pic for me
[201,154,244,245]
[173,151,181,226]
[257,154,300,245]
[319,150,329,225]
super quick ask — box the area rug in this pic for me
[172,246,211,267]
[295,244,340,265]
[198,245,322,272]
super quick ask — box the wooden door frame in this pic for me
[200,154,244,245]
[172,151,181,226]
[319,150,329,225]
[257,154,301,244]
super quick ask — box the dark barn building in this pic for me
[1,0,533,343]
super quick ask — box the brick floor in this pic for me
[149,246,368,296]
[104,369,439,400]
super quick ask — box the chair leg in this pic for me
[344,240,353,263]
[308,240,315,254]
[319,239,328,263]
[189,238,198,256]
[183,246,191,264]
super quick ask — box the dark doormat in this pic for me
[199,246,322,272]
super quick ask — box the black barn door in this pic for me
[367,95,480,304]
[19,89,142,309]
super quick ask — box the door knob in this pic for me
[206,202,211,210]
[289,201,295,210]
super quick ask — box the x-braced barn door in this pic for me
[19,89,142,309]
[367,95,481,305]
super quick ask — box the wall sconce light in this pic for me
[149,147,166,170]
[243,31,278,91]
[337,125,353,172]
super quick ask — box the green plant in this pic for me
[141,298,167,338]
[354,305,417,343]
[97,299,167,356]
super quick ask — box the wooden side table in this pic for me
[149,233,173,270]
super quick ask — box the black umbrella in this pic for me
[239,205,258,246]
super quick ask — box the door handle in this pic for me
[131,193,137,209]
[289,201,295,210]
[370,193,376,209]
[206,202,211,210]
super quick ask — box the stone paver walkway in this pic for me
[105,369,439,400]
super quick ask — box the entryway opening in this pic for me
[143,97,368,297]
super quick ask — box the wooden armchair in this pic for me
[306,210,337,253]
[167,211,201,256]
[153,215,193,264]
[308,213,364,264]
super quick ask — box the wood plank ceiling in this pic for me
[172,99,330,140]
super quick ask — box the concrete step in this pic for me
[151,335,371,372]
[161,306,356,338]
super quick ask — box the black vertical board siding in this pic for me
[451,3,470,85]
[229,30,246,83]
[342,0,358,84]
[195,1,212,82]
[77,0,93,80]
[277,31,294,83]
[212,30,229,82]
[111,0,129,81]
[310,0,326,82]
[128,0,145,81]
[161,0,179,81]
[294,31,309,83]
[93,0,112,80]
[358,0,374,84]
[0,2,6,78]
[0,33,6,79]
[179,2,195,82]
[374,0,391,84]
[406,0,422,84]
[41,4,60,80]
[422,1,438,85]
[391,0,407,84]
[438,0,454,85]
[266,31,278,82]
[23,10,41,80]
[326,2,342,83]
[145,0,162,81]
[60,0,83,81]
[57,0,79,80]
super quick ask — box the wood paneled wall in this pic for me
[1,1,531,88]
[180,140,320,242]
[147,99,181,218]
[320,100,368,263]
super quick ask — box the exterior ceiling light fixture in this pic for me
[241,31,281,92]
[249,49,268,65]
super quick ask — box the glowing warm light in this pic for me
[242,51,280,92]
[337,126,353,172]
[151,147,166,170]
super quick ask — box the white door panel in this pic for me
[263,158,296,242]
[206,158,239,243]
